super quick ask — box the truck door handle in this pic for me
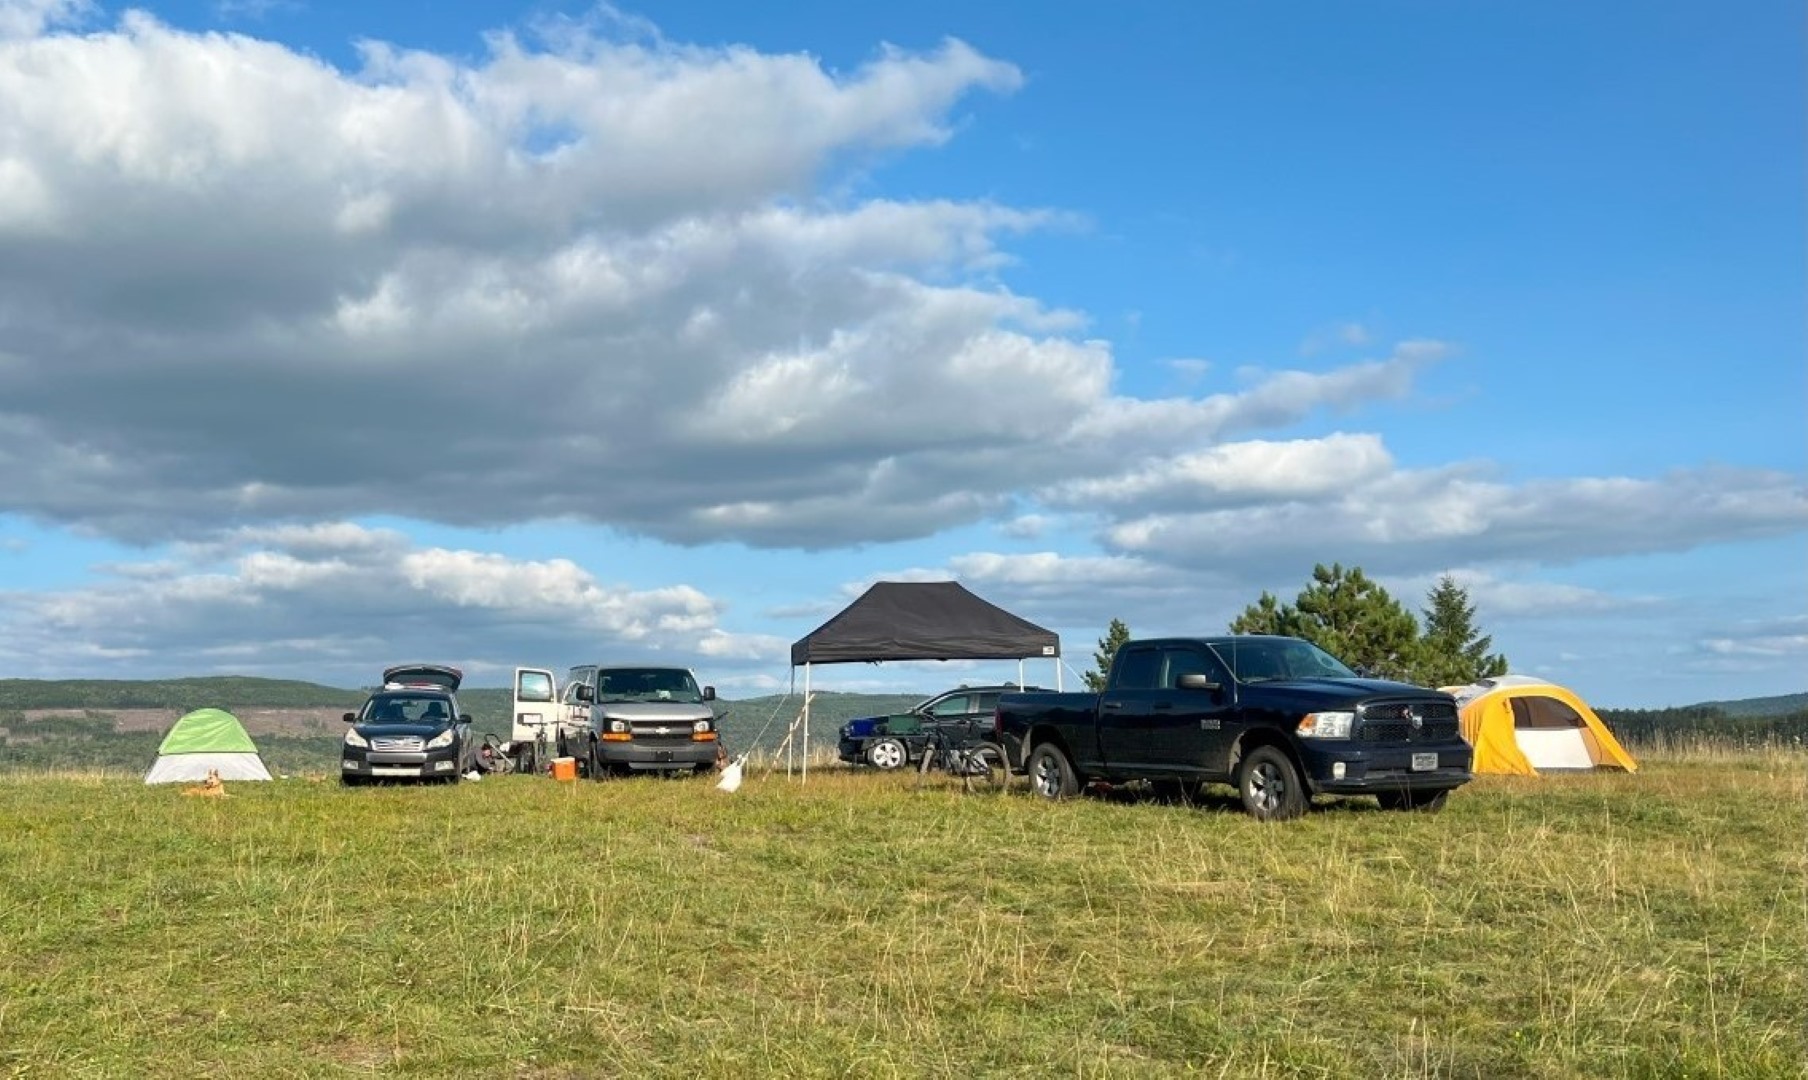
[1101,701,1123,711]
[1152,702,1172,711]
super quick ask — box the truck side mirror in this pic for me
[575,684,595,703]
[1176,673,1221,692]
[703,686,716,701]
[342,712,357,723]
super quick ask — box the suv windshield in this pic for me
[361,693,457,724]
[1210,639,1357,683]
[595,668,704,704]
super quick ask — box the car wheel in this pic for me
[1025,742,1079,800]
[866,737,908,770]
[1377,788,1449,813]
[1237,745,1306,822]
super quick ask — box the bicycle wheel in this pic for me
[960,744,1007,792]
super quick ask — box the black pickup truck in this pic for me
[994,634,1472,821]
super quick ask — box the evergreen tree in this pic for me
[1085,618,1132,691]
[1228,591,1301,637]
[1232,564,1420,681]
[1414,574,1509,687]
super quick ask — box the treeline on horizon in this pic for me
[1595,704,1808,749]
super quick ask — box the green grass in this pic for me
[0,751,1802,1078]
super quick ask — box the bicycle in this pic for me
[511,716,556,776]
[915,723,1008,792]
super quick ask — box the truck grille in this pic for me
[1357,701,1459,743]
[372,736,425,752]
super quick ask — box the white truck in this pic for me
[506,664,722,777]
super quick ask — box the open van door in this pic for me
[511,668,560,772]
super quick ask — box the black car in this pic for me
[838,685,1032,770]
[340,664,477,785]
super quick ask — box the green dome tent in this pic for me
[143,708,274,784]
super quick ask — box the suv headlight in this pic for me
[344,728,369,748]
[1297,711,1355,739]
[426,729,455,749]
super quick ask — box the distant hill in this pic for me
[1688,693,1808,718]
[0,676,364,711]
[0,681,925,764]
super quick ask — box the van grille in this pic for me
[629,721,697,746]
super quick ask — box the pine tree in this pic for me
[1085,618,1132,691]
[1413,574,1509,687]
[1233,564,1420,681]
[1228,591,1301,637]
[1290,563,1421,681]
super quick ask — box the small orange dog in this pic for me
[181,769,230,798]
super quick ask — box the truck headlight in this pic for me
[344,728,369,748]
[692,719,712,734]
[1297,711,1355,739]
[426,729,455,749]
[609,719,628,734]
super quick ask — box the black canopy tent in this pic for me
[787,581,1062,777]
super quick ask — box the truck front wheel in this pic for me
[1238,746,1306,822]
[1026,743,1080,800]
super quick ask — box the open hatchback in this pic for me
[382,663,463,693]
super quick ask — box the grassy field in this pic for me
[0,750,1801,1078]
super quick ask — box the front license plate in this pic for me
[1411,753,1437,772]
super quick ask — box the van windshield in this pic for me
[594,668,704,704]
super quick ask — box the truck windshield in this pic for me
[595,668,704,704]
[1212,639,1357,683]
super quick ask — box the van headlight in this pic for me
[1297,711,1354,739]
[344,728,369,748]
[693,719,712,734]
[426,729,455,749]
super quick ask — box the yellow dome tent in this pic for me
[1444,676,1637,776]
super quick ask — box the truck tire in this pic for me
[1377,788,1448,813]
[866,737,908,770]
[1026,742,1080,800]
[1237,745,1306,822]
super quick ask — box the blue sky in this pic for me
[0,0,1800,707]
